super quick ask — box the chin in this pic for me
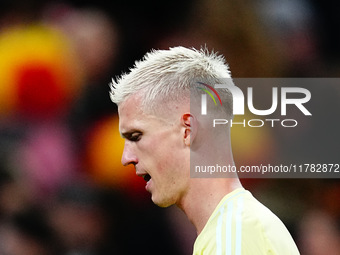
[152,195,174,208]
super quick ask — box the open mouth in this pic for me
[143,174,151,182]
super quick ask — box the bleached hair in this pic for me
[109,46,233,115]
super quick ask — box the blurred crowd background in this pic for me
[0,0,340,254]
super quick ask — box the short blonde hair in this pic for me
[110,46,233,116]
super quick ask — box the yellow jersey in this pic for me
[193,188,300,255]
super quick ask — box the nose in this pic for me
[121,141,138,166]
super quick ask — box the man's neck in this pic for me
[177,178,242,235]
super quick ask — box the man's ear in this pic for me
[181,113,197,146]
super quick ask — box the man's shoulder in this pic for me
[193,188,300,255]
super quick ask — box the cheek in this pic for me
[138,130,185,172]
[139,134,171,159]
[155,144,182,173]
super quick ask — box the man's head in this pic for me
[110,46,234,207]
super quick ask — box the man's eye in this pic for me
[129,133,141,142]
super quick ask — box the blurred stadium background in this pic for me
[0,0,339,254]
